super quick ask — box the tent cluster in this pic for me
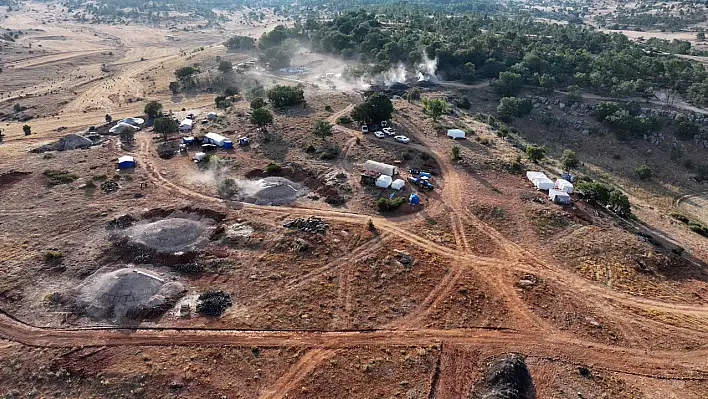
[526,171,574,204]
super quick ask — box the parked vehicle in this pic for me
[361,124,369,134]
[409,169,432,178]
[381,121,388,128]
[394,135,410,143]
[374,131,385,138]
[383,127,395,135]
[407,176,434,190]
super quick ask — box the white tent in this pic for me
[549,189,572,204]
[526,171,546,182]
[533,176,554,190]
[376,175,393,188]
[179,118,193,131]
[193,152,206,162]
[447,129,466,139]
[391,179,405,190]
[363,160,398,177]
[204,132,227,146]
[555,178,574,194]
[109,122,136,134]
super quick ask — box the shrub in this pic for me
[526,145,545,163]
[143,101,163,119]
[670,211,690,224]
[196,290,232,317]
[336,115,353,124]
[92,174,108,181]
[456,96,472,110]
[451,145,461,160]
[367,218,376,231]
[250,107,273,126]
[265,162,281,174]
[375,197,407,213]
[355,136,361,145]
[561,149,579,170]
[250,97,266,109]
[23,124,31,136]
[266,85,304,107]
[324,105,333,112]
[405,88,421,101]
[214,95,232,109]
[44,251,64,264]
[319,146,340,160]
[688,222,708,237]
[636,164,653,180]
[43,170,78,186]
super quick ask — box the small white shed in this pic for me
[533,176,555,190]
[376,175,393,188]
[364,160,398,177]
[447,129,466,139]
[555,178,574,194]
[549,189,572,204]
[391,179,405,190]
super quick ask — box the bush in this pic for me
[375,197,407,213]
[214,95,232,109]
[526,145,545,163]
[636,164,653,180]
[267,85,304,107]
[250,107,273,126]
[405,88,421,101]
[670,211,690,224]
[218,60,233,73]
[688,222,708,237]
[456,96,472,110]
[324,105,333,112]
[43,170,78,186]
[337,115,353,124]
[23,124,31,136]
[451,145,461,160]
[265,162,281,174]
[143,101,163,119]
[497,97,532,121]
[561,149,579,170]
[250,97,266,110]
[44,251,64,264]
[196,290,232,317]
[319,146,340,160]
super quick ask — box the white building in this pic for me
[363,160,398,177]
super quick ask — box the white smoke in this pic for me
[415,53,438,81]
[382,63,408,86]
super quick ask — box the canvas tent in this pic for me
[533,176,554,190]
[179,118,193,132]
[549,189,572,204]
[118,156,136,169]
[526,171,546,183]
[376,175,393,188]
[363,160,398,177]
[204,132,233,149]
[447,129,466,139]
[555,178,574,194]
[391,179,405,190]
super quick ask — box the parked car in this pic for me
[381,121,388,128]
[383,127,395,135]
[361,124,369,134]
[374,131,385,138]
[394,135,410,143]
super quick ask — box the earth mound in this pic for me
[74,267,185,319]
[238,177,306,205]
[31,133,94,153]
[472,353,536,399]
[122,218,207,254]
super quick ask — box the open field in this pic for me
[0,1,707,398]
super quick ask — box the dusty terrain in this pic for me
[0,2,707,398]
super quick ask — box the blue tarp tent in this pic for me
[409,193,420,205]
[118,156,136,169]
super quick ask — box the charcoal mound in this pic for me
[123,218,207,254]
[472,353,536,399]
[74,267,185,320]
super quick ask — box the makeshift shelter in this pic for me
[376,175,393,188]
[555,178,574,194]
[179,119,193,132]
[391,179,406,190]
[204,132,233,149]
[121,117,144,127]
[533,176,554,190]
[409,193,420,205]
[549,189,572,204]
[118,156,136,169]
[207,112,217,120]
[526,171,546,183]
[447,129,466,139]
[363,160,398,177]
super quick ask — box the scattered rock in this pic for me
[393,249,414,265]
[283,216,328,234]
[472,353,536,399]
[101,180,119,193]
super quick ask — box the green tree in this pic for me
[561,149,579,170]
[250,107,273,126]
[105,114,112,123]
[215,95,232,109]
[144,100,163,119]
[675,118,698,141]
[22,124,31,136]
[451,145,461,161]
[250,97,266,109]
[13,103,22,113]
[313,120,333,141]
[636,164,653,180]
[422,97,449,122]
[224,35,255,50]
[526,145,545,163]
[493,71,522,96]
[153,117,177,142]
[224,86,239,99]
[175,66,198,80]
[567,85,583,104]
[169,81,180,94]
[218,60,233,73]
[266,85,305,107]
[497,97,532,121]
[351,93,394,124]
[538,74,556,93]
[406,88,421,102]
[594,102,621,121]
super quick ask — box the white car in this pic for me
[394,135,410,143]
[374,131,385,138]
[382,127,395,136]
[361,124,369,133]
